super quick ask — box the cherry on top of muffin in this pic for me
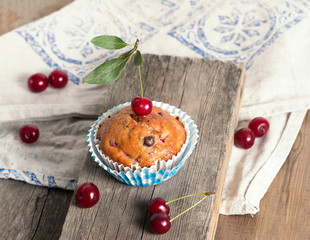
[84,35,152,116]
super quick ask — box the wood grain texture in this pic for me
[0,0,73,35]
[60,55,245,240]
[216,110,310,240]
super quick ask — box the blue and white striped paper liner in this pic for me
[87,101,199,186]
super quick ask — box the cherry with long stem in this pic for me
[131,39,152,116]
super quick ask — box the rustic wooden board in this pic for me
[59,55,246,240]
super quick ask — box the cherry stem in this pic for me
[166,192,215,205]
[169,192,216,223]
[134,38,143,98]
[138,65,143,98]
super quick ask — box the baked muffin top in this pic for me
[97,106,186,168]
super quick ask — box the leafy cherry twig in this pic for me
[84,35,143,95]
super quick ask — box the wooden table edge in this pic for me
[208,63,246,240]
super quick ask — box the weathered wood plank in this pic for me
[0,179,72,240]
[60,55,245,240]
[215,110,310,240]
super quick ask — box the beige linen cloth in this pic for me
[0,0,309,214]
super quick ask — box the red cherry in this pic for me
[148,197,170,215]
[249,117,270,137]
[75,182,100,208]
[28,73,48,92]
[19,124,40,144]
[131,96,153,116]
[234,128,255,149]
[150,213,171,234]
[48,69,68,88]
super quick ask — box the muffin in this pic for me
[88,101,198,186]
[96,106,186,168]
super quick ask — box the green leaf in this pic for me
[134,50,143,66]
[84,56,130,84]
[91,35,131,50]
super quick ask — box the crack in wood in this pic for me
[30,189,50,240]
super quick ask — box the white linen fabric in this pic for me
[0,0,309,215]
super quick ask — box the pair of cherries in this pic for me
[234,117,270,149]
[28,69,68,92]
[148,198,171,234]
[147,192,216,235]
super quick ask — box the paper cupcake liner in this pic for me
[87,101,199,186]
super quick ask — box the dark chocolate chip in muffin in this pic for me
[130,114,139,122]
[143,136,155,147]
[158,112,163,116]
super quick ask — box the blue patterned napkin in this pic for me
[0,0,310,214]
